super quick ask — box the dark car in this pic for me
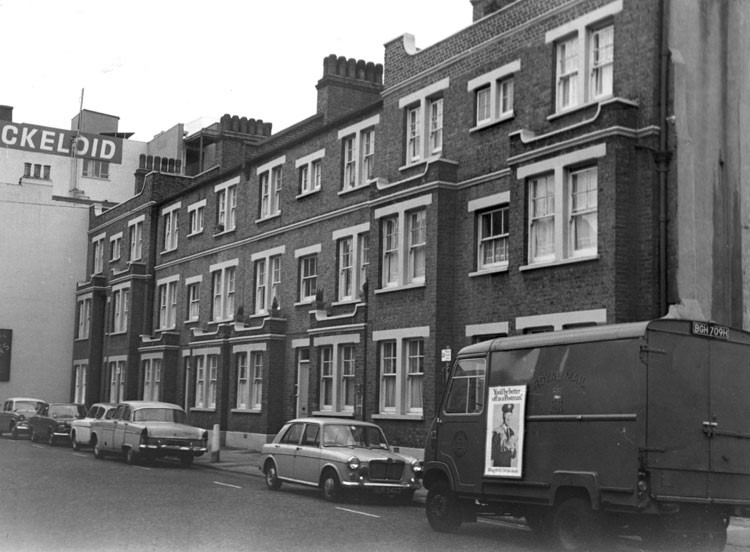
[0,397,48,439]
[29,403,86,445]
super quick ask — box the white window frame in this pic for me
[188,199,206,236]
[546,0,621,114]
[468,60,520,130]
[128,215,144,262]
[332,223,370,303]
[295,244,321,303]
[257,157,285,220]
[142,355,162,401]
[337,115,380,192]
[82,159,109,179]
[77,295,92,339]
[161,202,181,252]
[469,192,511,274]
[185,275,202,322]
[210,259,238,322]
[251,246,285,314]
[312,334,360,416]
[156,275,179,330]
[374,195,432,291]
[234,343,266,411]
[109,232,122,262]
[372,327,429,419]
[398,79,449,167]
[112,284,130,334]
[215,177,239,232]
[192,348,220,410]
[518,144,605,269]
[92,233,105,275]
[73,362,87,404]
[296,149,325,197]
[108,358,127,403]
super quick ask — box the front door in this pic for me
[296,358,309,418]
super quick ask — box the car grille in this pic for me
[368,460,405,481]
[165,439,188,447]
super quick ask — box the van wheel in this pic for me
[425,481,462,533]
[552,497,603,551]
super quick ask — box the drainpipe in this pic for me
[657,0,671,316]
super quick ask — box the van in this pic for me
[422,319,750,551]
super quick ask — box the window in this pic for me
[373,328,429,417]
[24,163,51,180]
[338,237,353,301]
[210,260,238,321]
[109,360,126,403]
[128,216,144,262]
[109,233,122,261]
[337,115,379,191]
[359,233,369,291]
[251,352,263,409]
[478,206,509,270]
[188,200,205,235]
[157,278,178,330]
[340,345,356,412]
[375,195,432,290]
[73,363,87,404]
[194,353,219,409]
[186,277,201,322]
[162,203,180,252]
[320,346,333,411]
[546,1,621,113]
[112,286,129,333]
[92,234,105,275]
[299,255,317,302]
[237,353,248,409]
[298,151,323,196]
[215,178,238,231]
[518,144,605,267]
[143,358,161,401]
[258,158,284,219]
[468,60,519,129]
[77,296,91,339]
[82,159,109,179]
[398,79,449,166]
[252,246,285,314]
[444,358,486,414]
[236,350,263,410]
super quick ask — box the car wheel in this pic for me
[11,426,19,440]
[125,448,138,465]
[426,480,463,533]
[180,455,194,468]
[265,462,282,490]
[71,432,80,451]
[551,497,604,551]
[321,470,341,502]
[47,430,55,446]
[93,438,105,460]
[29,429,37,442]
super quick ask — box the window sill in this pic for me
[294,299,315,307]
[520,254,599,272]
[183,319,200,325]
[371,413,424,421]
[312,410,354,418]
[547,95,616,122]
[398,153,441,172]
[296,188,321,200]
[338,184,368,196]
[160,248,178,255]
[374,282,426,295]
[109,257,121,263]
[469,113,514,133]
[331,298,360,307]
[213,227,236,237]
[231,408,262,414]
[106,330,128,337]
[187,231,204,238]
[190,408,216,413]
[469,265,509,278]
[255,212,281,224]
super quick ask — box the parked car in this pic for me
[259,418,422,502]
[29,403,86,445]
[70,402,116,450]
[90,401,208,467]
[0,397,48,439]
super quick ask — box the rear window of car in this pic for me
[49,405,83,417]
[133,408,187,424]
[15,401,43,411]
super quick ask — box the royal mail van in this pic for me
[422,319,750,551]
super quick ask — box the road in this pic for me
[1,436,748,552]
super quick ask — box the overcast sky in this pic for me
[2,0,470,142]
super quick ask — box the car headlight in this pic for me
[17,414,25,422]
[347,456,360,470]
[411,459,423,473]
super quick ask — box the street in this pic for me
[1,436,748,552]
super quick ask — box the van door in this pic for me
[646,328,710,499]
[435,357,487,493]
[707,338,750,500]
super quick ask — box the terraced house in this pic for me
[71,0,750,449]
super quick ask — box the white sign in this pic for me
[484,385,526,478]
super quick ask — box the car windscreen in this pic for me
[49,405,82,418]
[322,424,389,449]
[15,401,43,412]
[133,408,187,424]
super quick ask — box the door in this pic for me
[707,338,750,500]
[646,327,710,498]
[113,406,131,449]
[273,423,303,479]
[435,356,487,492]
[294,423,322,483]
[296,355,309,418]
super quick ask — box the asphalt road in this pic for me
[1,436,748,552]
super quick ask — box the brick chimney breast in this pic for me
[316,54,383,123]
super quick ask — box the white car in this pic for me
[70,403,116,450]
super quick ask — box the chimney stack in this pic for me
[316,55,383,123]
[0,105,13,122]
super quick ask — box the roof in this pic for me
[4,397,47,403]
[285,417,380,426]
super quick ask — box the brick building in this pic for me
[70,0,750,450]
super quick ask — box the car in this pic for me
[70,402,116,451]
[29,403,86,445]
[90,401,208,467]
[0,397,48,439]
[259,417,422,502]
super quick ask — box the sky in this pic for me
[2,0,470,142]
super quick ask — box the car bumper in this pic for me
[139,444,208,457]
[341,479,421,490]
[12,422,31,434]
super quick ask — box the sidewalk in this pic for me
[193,446,428,503]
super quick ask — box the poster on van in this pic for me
[484,385,526,478]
